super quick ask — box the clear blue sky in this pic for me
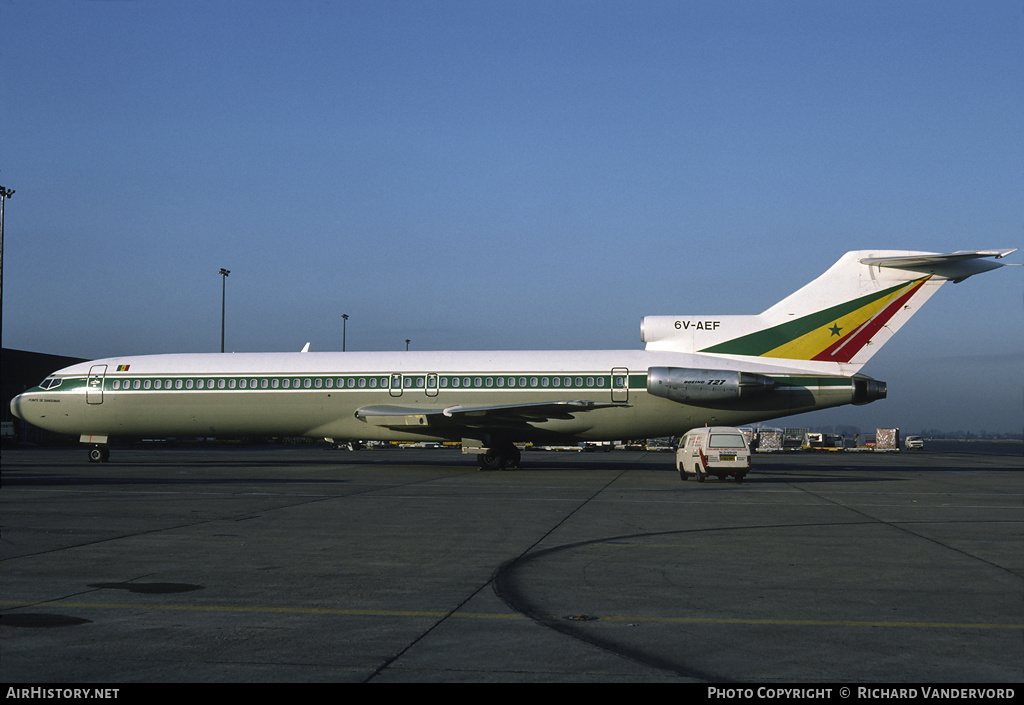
[1,1,1021,434]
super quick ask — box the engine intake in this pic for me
[647,367,775,403]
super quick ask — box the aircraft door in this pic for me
[611,367,629,403]
[389,373,403,397]
[87,365,107,405]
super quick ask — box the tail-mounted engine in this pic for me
[853,376,887,405]
[647,367,775,404]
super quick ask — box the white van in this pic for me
[676,426,751,483]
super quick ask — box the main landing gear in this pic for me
[476,443,521,471]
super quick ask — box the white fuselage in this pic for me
[10,348,862,444]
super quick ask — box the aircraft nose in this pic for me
[10,391,43,426]
[10,392,28,421]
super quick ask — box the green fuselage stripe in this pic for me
[40,372,850,394]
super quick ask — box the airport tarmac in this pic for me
[1,443,1021,683]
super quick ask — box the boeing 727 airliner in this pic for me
[10,249,1017,468]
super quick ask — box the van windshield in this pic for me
[710,434,745,449]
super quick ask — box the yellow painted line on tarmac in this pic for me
[596,614,1024,630]
[1,601,1021,630]
[0,600,523,621]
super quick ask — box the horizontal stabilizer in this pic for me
[860,249,1017,283]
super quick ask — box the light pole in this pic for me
[219,268,230,352]
[0,185,13,344]
[405,339,410,351]
[341,314,349,352]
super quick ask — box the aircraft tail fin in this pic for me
[642,249,1016,373]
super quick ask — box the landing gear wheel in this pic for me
[477,444,521,471]
[477,450,506,471]
[88,446,110,463]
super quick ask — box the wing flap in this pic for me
[355,399,624,429]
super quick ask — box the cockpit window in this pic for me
[38,376,63,390]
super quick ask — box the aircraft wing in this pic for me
[355,399,625,432]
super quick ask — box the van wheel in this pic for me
[678,464,688,481]
[695,465,705,482]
